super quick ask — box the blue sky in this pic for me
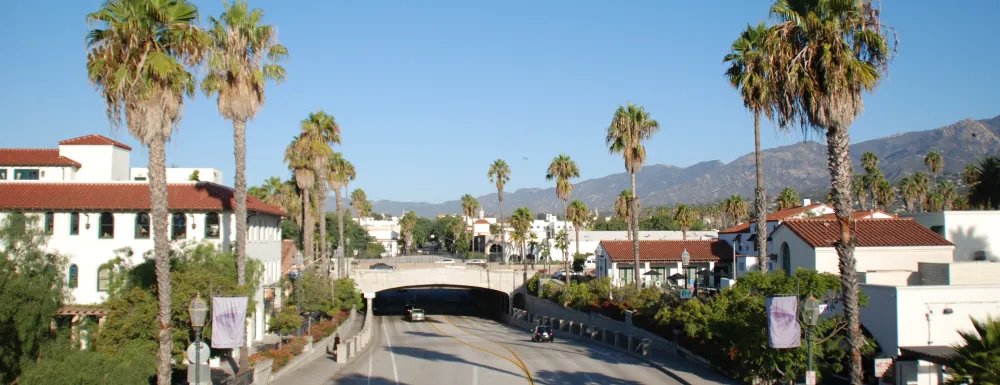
[2,1,998,203]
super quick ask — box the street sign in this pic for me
[680,289,693,299]
[874,357,893,377]
[805,371,816,385]
[186,342,210,364]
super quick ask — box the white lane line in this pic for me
[555,351,566,358]
[381,321,400,385]
[472,366,478,385]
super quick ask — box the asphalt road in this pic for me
[329,289,681,385]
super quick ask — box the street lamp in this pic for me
[680,249,690,290]
[802,295,822,384]
[289,252,304,337]
[188,293,209,385]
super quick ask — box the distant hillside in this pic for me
[356,114,1000,218]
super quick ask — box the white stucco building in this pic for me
[130,167,223,184]
[903,210,1000,263]
[595,240,735,289]
[719,200,835,275]
[355,215,400,257]
[0,134,287,344]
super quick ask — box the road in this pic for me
[328,288,681,385]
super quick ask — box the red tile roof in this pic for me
[815,210,896,220]
[0,182,287,216]
[58,134,133,151]
[0,149,82,168]
[599,240,733,263]
[778,218,953,248]
[719,203,832,234]
[474,219,490,225]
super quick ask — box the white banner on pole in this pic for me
[211,296,248,349]
[766,296,801,349]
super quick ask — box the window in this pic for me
[13,169,39,180]
[68,264,78,288]
[97,266,110,291]
[930,225,945,236]
[44,212,54,235]
[133,176,147,181]
[618,267,635,285]
[135,213,150,239]
[204,212,220,239]
[172,213,187,239]
[0,169,6,180]
[99,212,114,239]
[70,212,79,235]
[781,242,791,275]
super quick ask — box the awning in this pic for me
[899,346,956,365]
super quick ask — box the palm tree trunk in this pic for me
[303,191,314,265]
[499,196,505,264]
[317,170,329,277]
[149,133,173,385]
[234,119,248,287]
[631,173,640,290]
[563,199,570,285]
[335,188,346,279]
[753,112,769,272]
[826,126,863,385]
[574,226,580,266]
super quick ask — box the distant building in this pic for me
[720,200,840,275]
[354,216,400,257]
[595,240,735,289]
[903,210,1000,262]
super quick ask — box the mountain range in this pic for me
[353,114,1000,218]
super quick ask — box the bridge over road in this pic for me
[350,267,538,313]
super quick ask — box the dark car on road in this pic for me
[370,263,394,270]
[531,325,554,342]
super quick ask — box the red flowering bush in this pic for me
[261,348,293,371]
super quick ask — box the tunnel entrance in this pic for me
[371,286,510,320]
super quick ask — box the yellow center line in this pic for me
[425,316,535,385]
[441,315,535,385]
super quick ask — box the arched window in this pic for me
[205,212,220,239]
[43,212,54,235]
[70,212,79,235]
[97,266,110,292]
[99,212,114,239]
[172,213,187,239]
[135,213,150,239]
[781,242,791,275]
[68,264,78,288]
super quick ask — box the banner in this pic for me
[766,296,801,349]
[211,296,248,349]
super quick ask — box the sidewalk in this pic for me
[269,315,364,385]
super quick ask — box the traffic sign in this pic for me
[805,371,816,385]
[186,342,210,364]
[680,289,693,299]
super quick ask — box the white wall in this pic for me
[58,145,127,182]
[906,211,1000,262]
[130,167,224,184]
[0,166,76,181]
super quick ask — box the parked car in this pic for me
[435,258,455,264]
[531,325,554,342]
[467,259,486,265]
[370,263,394,270]
[407,308,425,322]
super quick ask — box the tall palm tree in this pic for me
[724,194,748,225]
[350,189,368,219]
[328,153,353,277]
[566,200,589,258]
[913,172,930,212]
[297,112,339,274]
[898,176,918,213]
[86,1,206,382]
[962,163,980,186]
[606,102,660,289]
[511,207,533,268]
[852,174,869,210]
[673,204,693,240]
[925,151,944,186]
[946,315,1000,385]
[874,178,895,211]
[614,190,636,240]
[968,156,1000,209]
[528,232,540,269]
[202,0,287,291]
[775,187,800,210]
[285,135,316,266]
[460,194,480,254]
[861,151,882,209]
[725,21,773,272]
[546,154,580,285]
[937,181,958,210]
[488,159,511,263]
[767,0,897,381]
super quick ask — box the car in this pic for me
[435,258,455,264]
[467,259,486,264]
[407,308,425,322]
[370,263,394,270]
[531,325,554,342]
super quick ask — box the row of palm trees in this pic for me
[85,0,287,382]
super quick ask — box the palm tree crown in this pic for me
[776,187,800,210]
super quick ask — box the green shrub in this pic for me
[268,307,302,336]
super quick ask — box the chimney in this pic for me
[802,198,811,207]
[479,208,484,219]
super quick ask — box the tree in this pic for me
[85,1,207,381]
[188,169,200,181]
[875,178,896,211]
[488,159,511,262]
[350,189,369,218]
[898,176,918,213]
[202,0,287,287]
[946,315,1000,385]
[673,204,693,240]
[399,211,418,255]
[724,195,748,227]
[725,22,773,272]
[510,207,533,267]
[460,194,480,254]
[328,153,353,277]
[615,190,637,240]
[17,332,156,385]
[296,112,340,275]
[546,154,580,285]
[566,200,589,257]
[852,174,869,210]
[0,214,67,383]
[967,156,1000,209]
[767,0,897,381]
[606,102,660,289]
[285,135,317,266]
[925,151,944,186]
[913,172,930,212]
[775,187,800,210]
[937,181,958,210]
[861,151,882,209]
[554,230,569,276]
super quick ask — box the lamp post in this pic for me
[680,249,690,290]
[188,294,209,385]
[802,295,821,385]
[289,251,304,337]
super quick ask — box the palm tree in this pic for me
[945,315,1000,385]
[725,21,773,272]
[566,200,589,258]
[775,187,800,210]
[614,190,636,240]
[285,135,316,265]
[351,189,368,219]
[767,0,897,381]
[202,0,287,292]
[724,194,748,225]
[488,159,512,263]
[294,112,338,272]
[861,152,882,209]
[913,172,931,212]
[672,204,694,240]
[546,154,580,285]
[968,156,1000,209]
[606,102,660,289]
[328,153,353,277]
[962,163,980,186]
[925,151,944,186]
[511,207,533,268]
[86,1,206,382]
[460,194,480,254]
[528,232,540,269]
[898,176,918,213]
[852,174,869,210]
[875,178,895,211]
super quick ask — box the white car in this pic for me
[467,259,486,264]
[435,258,455,264]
